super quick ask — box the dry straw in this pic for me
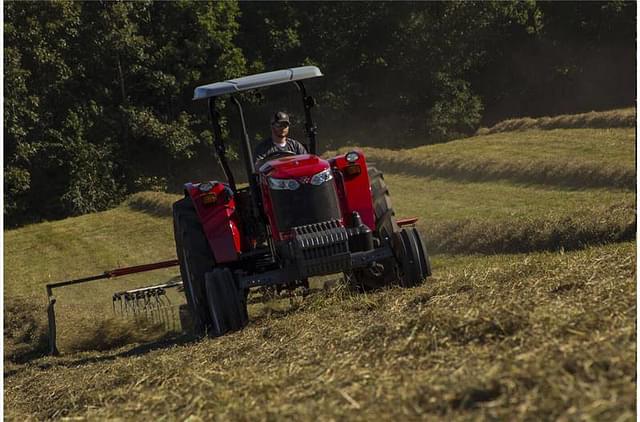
[476,107,635,135]
[4,242,635,420]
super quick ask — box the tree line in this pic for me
[4,1,635,227]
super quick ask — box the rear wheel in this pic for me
[205,268,248,337]
[173,197,214,336]
[369,167,399,240]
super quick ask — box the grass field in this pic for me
[333,127,635,189]
[4,109,636,420]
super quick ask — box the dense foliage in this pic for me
[4,1,635,227]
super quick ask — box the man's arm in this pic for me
[290,139,308,155]
[254,139,269,164]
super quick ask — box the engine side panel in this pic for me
[329,150,376,230]
[185,181,242,263]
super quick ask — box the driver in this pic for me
[254,111,307,166]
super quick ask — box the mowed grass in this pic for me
[388,174,633,222]
[4,241,635,420]
[4,109,636,420]
[4,205,178,297]
[386,174,634,254]
[334,127,635,189]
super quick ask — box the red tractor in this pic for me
[174,66,431,336]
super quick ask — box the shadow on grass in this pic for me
[125,191,178,218]
[5,332,199,379]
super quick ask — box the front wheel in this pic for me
[393,227,431,287]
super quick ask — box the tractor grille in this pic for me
[292,220,351,277]
[270,181,341,231]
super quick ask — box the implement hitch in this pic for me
[45,259,180,356]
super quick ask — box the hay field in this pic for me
[4,109,636,420]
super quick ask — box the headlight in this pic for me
[310,168,334,186]
[345,151,359,163]
[268,177,300,190]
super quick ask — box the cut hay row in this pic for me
[368,152,634,190]
[4,296,50,364]
[423,202,635,255]
[3,295,175,365]
[123,189,635,256]
[5,241,634,420]
[336,142,634,191]
[477,107,635,135]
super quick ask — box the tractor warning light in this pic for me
[201,193,217,205]
[344,164,362,177]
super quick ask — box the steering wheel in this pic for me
[257,150,297,168]
[263,150,297,161]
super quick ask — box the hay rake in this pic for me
[45,259,181,355]
[112,279,183,331]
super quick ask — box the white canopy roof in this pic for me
[193,66,323,100]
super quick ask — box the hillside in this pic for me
[4,111,636,420]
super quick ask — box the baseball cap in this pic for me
[271,111,290,125]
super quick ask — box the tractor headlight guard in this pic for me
[310,168,334,186]
[269,177,300,191]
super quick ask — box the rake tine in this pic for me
[171,306,177,331]
[165,307,171,331]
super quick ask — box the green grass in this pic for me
[4,206,177,297]
[4,109,636,420]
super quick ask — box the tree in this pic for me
[4,1,246,226]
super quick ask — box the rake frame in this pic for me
[45,259,179,355]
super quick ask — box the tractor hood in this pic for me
[259,154,330,180]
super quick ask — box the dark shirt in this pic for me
[254,137,307,165]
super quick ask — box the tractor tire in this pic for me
[205,268,248,337]
[173,197,214,336]
[393,228,430,287]
[369,167,400,240]
[410,227,432,278]
[351,167,400,290]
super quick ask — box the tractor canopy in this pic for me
[193,66,323,100]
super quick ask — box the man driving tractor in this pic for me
[254,111,307,165]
